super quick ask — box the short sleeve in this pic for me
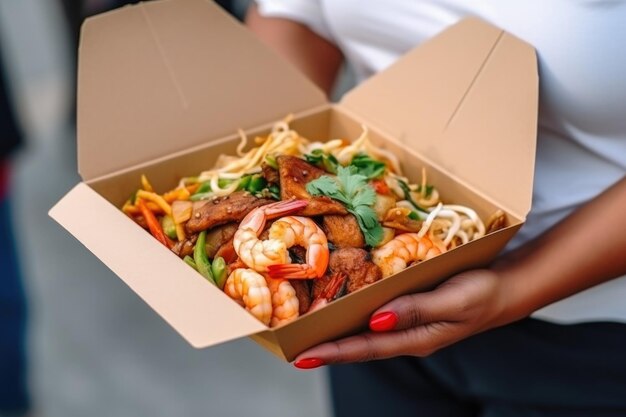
[254,0,334,42]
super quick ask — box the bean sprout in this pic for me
[415,203,487,249]
[333,125,402,173]
[177,116,310,196]
[434,209,462,246]
[172,118,489,249]
[417,203,443,238]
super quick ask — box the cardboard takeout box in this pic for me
[50,0,538,361]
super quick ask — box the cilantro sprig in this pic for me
[304,149,339,174]
[306,166,383,246]
[349,153,386,179]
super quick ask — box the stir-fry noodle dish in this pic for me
[121,117,507,327]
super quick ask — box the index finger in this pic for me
[293,324,455,368]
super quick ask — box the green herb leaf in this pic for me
[417,184,434,198]
[398,180,428,215]
[349,153,386,179]
[323,154,339,174]
[218,178,234,188]
[352,205,378,229]
[246,175,267,193]
[351,206,384,247]
[306,176,350,205]
[304,149,338,174]
[194,181,212,195]
[351,182,377,208]
[306,165,383,246]
[236,175,252,191]
[306,175,337,196]
[268,184,281,200]
[339,166,366,198]
[304,149,324,163]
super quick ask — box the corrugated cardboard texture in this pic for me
[77,0,325,180]
[342,18,538,219]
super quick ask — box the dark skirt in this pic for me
[330,318,626,417]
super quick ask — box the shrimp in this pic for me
[308,272,348,313]
[371,233,447,278]
[266,277,299,327]
[266,216,329,279]
[224,268,272,326]
[233,199,308,272]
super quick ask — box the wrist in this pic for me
[490,262,538,326]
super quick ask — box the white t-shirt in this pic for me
[256,0,626,323]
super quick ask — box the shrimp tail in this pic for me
[263,199,308,218]
[237,199,308,237]
[267,263,321,279]
[309,272,348,312]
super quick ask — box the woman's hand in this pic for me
[294,268,515,369]
[293,177,626,369]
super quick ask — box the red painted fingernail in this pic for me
[294,358,325,369]
[369,311,398,332]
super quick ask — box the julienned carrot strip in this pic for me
[137,199,173,249]
[122,201,135,217]
[141,174,154,192]
[163,187,191,203]
[136,190,172,215]
[122,201,165,216]
[186,183,200,194]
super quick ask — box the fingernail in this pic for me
[294,358,325,369]
[369,311,398,332]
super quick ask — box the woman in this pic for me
[247,1,626,416]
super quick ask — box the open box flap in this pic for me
[341,18,538,219]
[49,183,267,347]
[77,0,326,180]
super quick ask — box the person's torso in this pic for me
[318,0,626,322]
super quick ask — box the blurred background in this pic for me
[0,1,337,416]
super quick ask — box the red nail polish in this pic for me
[294,358,325,369]
[369,311,398,332]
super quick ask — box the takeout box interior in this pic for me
[50,0,537,361]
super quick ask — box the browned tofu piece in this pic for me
[261,162,280,185]
[185,191,273,233]
[171,234,197,258]
[276,155,347,217]
[322,214,365,248]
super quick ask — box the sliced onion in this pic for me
[172,200,193,224]
[383,207,422,232]
[373,194,397,221]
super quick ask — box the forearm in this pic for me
[245,5,343,96]
[496,175,626,323]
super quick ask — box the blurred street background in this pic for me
[0,1,332,416]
